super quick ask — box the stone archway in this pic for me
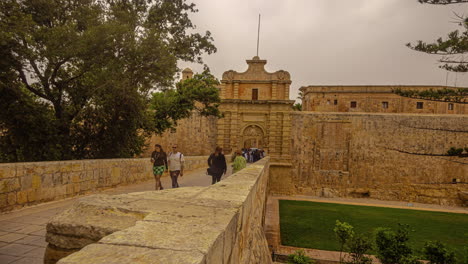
[242,125,264,149]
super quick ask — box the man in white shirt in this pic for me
[167,145,185,188]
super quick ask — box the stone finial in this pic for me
[182,68,193,80]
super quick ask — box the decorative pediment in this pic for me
[221,56,291,83]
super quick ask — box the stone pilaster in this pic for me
[272,82,277,100]
[285,83,290,100]
[234,82,239,99]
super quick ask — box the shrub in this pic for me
[375,224,413,264]
[287,249,315,264]
[422,241,457,264]
[447,147,463,156]
[345,233,373,264]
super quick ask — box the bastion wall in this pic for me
[45,158,272,264]
[0,156,210,212]
[269,112,468,206]
[143,112,218,157]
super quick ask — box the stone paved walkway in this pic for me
[0,166,232,264]
[265,195,468,264]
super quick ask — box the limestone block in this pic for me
[58,244,204,264]
[27,189,37,202]
[42,174,54,188]
[0,178,20,193]
[0,166,15,179]
[32,174,41,189]
[19,176,31,190]
[46,232,97,250]
[17,190,28,204]
[0,193,7,207]
[7,192,16,205]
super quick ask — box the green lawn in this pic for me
[279,200,468,260]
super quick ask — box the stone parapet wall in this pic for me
[269,112,468,206]
[0,156,211,212]
[45,158,271,264]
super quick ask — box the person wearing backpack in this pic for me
[167,144,185,188]
[207,146,227,184]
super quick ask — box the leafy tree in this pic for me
[0,0,216,162]
[334,220,355,263]
[423,241,457,264]
[407,0,468,72]
[150,69,222,134]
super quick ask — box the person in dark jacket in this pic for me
[150,144,167,190]
[208,146,227,184]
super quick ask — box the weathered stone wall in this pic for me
[45,158,272,264]
[0,156,211,212]
[143,112,218,157]
[301,85,467,114]
[269,112,468,206]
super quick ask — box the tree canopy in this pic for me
[0,0,218,162]
[407,0,468,72]
[151,70,222,135]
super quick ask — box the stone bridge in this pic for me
[45,158,271,264]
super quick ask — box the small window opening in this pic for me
[416,102,423,109]
[382,102,389,109]
[448,103,454,110]
[350,101,357,108]
[252,89,258,100]
[326,100,330,105]
[334,99,338,105]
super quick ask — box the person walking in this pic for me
[207,146,227,184]
[150,144,167,190]
[232,150,247,174]
[167,144,184,188]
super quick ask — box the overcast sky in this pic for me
[180,0,467,100]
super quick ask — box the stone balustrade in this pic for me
[0,156,213,212]
[44,157,271,264]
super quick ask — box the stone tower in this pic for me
[182,67,193,80]
[217,56,294,162]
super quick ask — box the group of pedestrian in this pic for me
[150,144,184,190]
[241,148,265,163]
[150,144,249,190]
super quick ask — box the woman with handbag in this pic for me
[207,146,227,184]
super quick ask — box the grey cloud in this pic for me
[179,0,468,99]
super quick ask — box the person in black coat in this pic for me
[208,146,227,184]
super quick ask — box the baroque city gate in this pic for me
[216,56,294,162]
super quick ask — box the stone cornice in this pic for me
[221,80,292,84]
[221,99,295,105]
